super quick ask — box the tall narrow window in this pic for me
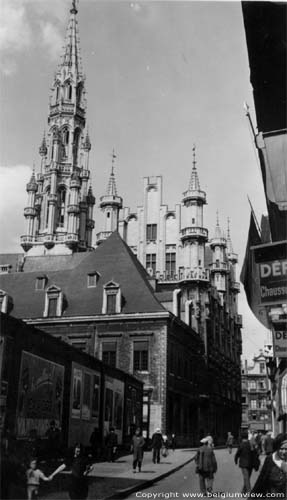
[107,293,116,314]
[133,341,148,371]
[56,86,60,101]
[48,297,57,317]
[165,252,176,276]
[146,224,157,241]
[102,342,117,367]
[57,188,66,228]
[146,254,156,275]
[45,189,50,228]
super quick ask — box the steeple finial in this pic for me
[106,149,118,196]
[192,144,196,170]
[188,144,201,191]
[70,0,78,15]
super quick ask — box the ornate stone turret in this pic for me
[180,146,209,282]
[96,150,123,244]
[20,0,95,255]
[209,212,228,294]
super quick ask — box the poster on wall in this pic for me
[104,377,124,442]
[91,373,100,425]
[82,372,91,420]
[17,351,64,438]
[72,368,82,418]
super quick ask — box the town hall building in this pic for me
[0,1,242,445]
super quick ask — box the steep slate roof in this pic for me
[0,232,165,319]
[23,253,89,272]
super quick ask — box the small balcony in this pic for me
[230,281,240,292]
[210,261,229,273]
[235,314,243,327]
[156,267,210,283]
[180,226,208,241]
[20,235,34,251]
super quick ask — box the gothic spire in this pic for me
[214,210,224,240]
[106,150,118,196]
[188,145,201,191]
[57,0,83,83]
[226,217,233,253]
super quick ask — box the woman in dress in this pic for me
[251,433,287,496]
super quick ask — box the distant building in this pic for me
[241,351,272,432]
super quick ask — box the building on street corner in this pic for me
[241,350,272,433]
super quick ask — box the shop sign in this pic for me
[273,326,287,358]
[258,259,287,303]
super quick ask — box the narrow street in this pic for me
[125,449,262,500]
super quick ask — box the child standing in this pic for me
[26,458,51,500]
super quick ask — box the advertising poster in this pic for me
[104,377,124,442]
[17,351,64,437]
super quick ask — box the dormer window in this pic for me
[102,281,121,314]
[87,272,100,288]
[35,275,47,291]
[44,285,63,317]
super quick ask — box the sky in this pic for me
[0,0,270,360]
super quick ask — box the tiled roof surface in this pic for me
[0,232,165,319]
[0,253,23,272]
[23,253,90,272]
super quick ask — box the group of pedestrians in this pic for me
[193,430,287,497]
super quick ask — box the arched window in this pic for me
[45,188,50,228]
[66,84,72,100]
[61,128,69,159]
[56,86,60,101]
[57,187,66,228]
[73,128,81,166]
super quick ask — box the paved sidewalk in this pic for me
[42,448,197,500]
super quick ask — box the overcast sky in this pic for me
[0,0,269,360]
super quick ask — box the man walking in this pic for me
[151,428,163,464]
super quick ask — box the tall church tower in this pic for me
[96,151,123,244]
[21,0,95,256]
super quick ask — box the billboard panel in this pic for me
[273,325,287,358]
[17,351,64,437]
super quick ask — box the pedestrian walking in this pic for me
[171,433,176,451]
[234,432,259,494]
[50,443,93,500]
[251,433,287,496]
[89,427,100,459]
[26,457,51,500]
[264,431,274,456]
[131,427,145,473]
[105,427,118,462]
[162,434,169,458]
[226,432,234,454]
[151,428,163,464]
[195,436,217,495]
[45,420,62,460]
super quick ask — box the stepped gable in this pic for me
[0,232,165,318]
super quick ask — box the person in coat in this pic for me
[195,436,217,495]
[234,432,255,494]
[251,433,287,496]
[226,432,234,454]
[264,431,274,456]
[50,443,93,500]
[105,427,118,462]
[151,428,163,464]
[131,427,145,473]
